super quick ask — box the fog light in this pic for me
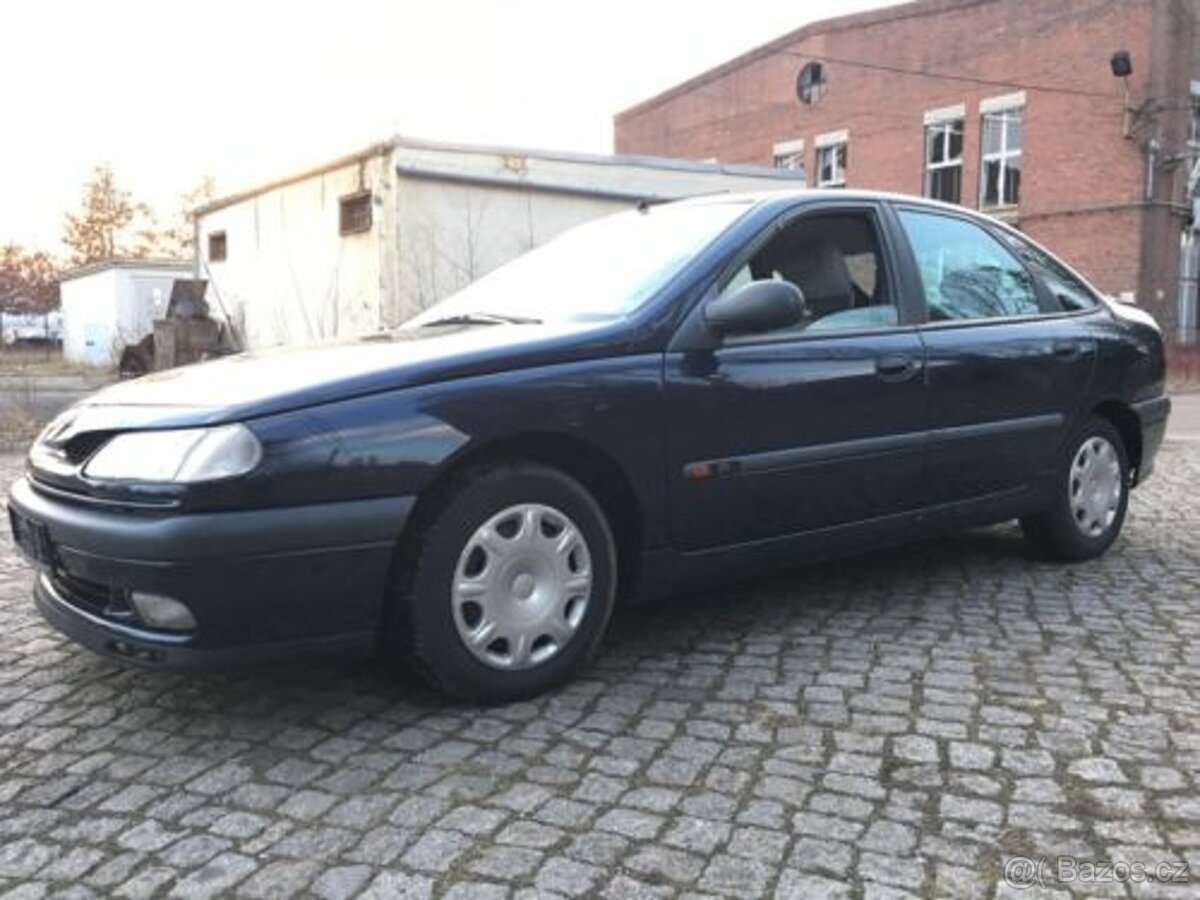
[129,592,196,631]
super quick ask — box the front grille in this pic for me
[61,431,114,465]
[29,429,112,472]
[51,571,138,626]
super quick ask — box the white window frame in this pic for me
[980,92,1025,115]
[979,94,1024,209]
[924,103,965,127]
[815,130,848,188]
[924,117,964,203]
[772,138,807,181]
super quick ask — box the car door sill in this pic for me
[679,485,1034,560]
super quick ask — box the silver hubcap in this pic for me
[452,503,592,670]
[1069,436,1122,538]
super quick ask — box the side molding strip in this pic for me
[683,413,1064,481]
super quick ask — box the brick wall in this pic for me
[615,0,1199,339]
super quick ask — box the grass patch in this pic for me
[0,408,42,452]
[0,345,106,377]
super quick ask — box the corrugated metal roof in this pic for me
[191,134,803,217]
[58,258,191,284]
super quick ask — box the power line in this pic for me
[780,50,1119,100]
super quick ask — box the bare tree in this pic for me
[456,190,489,283]
[61,163,159,265]
[0,243,59,312]
[157,175,220,259]
[400,190,502,316]
[405,219,443,311]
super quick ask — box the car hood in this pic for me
[67,320,625,428]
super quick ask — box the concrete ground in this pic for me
[1,440,1199,898]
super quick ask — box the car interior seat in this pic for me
[777,241,856,320]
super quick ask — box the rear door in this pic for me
[892,205,1096,509]
[664,201,927,552]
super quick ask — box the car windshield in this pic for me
[405,200,751,327]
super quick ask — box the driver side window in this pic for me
[718,211,897,336]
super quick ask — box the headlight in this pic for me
[83,424,262,483]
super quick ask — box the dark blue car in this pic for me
[7,191,1171,700]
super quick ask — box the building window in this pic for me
[815,131,848,188]
[207,231,227,262]
[924,119,963,204]
[772,139,806,182]
[774,150,805,170]
[980,97,1023,209]
[339,192,373,235]
[817,144,847,187]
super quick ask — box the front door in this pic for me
[664,205,927,552]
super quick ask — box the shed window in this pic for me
[339,192,373,235]
[207,231,227,262]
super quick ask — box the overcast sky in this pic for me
[2,0,898,253]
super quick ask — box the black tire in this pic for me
[1021,416,1130,562]
[388,462,617,702]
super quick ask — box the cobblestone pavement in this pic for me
[2,445,1200,900]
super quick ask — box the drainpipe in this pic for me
[1180,153,1200,347]
[192,214,202,279]
[1181,229,1199,346]
[1145,138,1160,201]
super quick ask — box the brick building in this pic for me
[615,0,1200,345]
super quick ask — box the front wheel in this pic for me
[1021,416,1130,562]
[389,462,617,702]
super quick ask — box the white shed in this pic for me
[58,259,191,367]
[193,136,805,349]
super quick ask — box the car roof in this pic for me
[683,187,956,212]
[673,188,1017,234]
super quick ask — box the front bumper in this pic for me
[7,475,415,670]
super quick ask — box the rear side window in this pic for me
[1001,233,1100,311]
[898,209,1042,321]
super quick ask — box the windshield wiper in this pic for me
[420,312,541,328]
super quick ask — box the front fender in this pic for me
[216,356,665,547]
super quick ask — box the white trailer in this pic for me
[193,136,804,349]
[58,260,190,367]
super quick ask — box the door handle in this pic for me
[875,355,918,381]
[1052,341,1080,360]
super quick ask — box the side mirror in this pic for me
[704,280,805,337]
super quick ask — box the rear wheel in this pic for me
[389,462,616,702]
[1021,416,1130,561]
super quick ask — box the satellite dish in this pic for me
[796,61,826,106]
